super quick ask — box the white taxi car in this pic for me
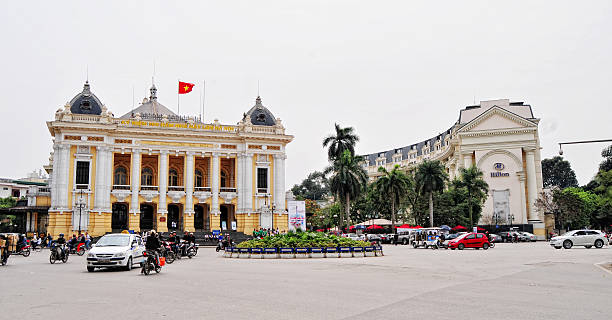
[87,233,145,272]
[550,230,607,249]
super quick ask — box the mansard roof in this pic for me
[68,81,104,115]
[242,96,276,126]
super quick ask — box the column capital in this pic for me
[273,154,287,160]
[186,151,196,157]
[516,171,526,181]
[160,149,169,155]
[523,146,537,153]
[212,152,220,157]
[131,148,142,154]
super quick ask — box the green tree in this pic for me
[553,187,600,230]
[415,160,448,227]
[541,156,579,189]
[326,150,368,229]
[455,166,489,228]
[322,124,359,161]
[373,165,411,231]
[291,171,329,200]
[599,145,612,172]
[0,197,16,208]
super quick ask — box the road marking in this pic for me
[594,261,612,275]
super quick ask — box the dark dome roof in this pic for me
[69,81,103,115]
[244,96,276,126]
[119,84,177,119]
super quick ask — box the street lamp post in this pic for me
[558,139,612,155]
[508,214,515,228]
[76,190,86,234]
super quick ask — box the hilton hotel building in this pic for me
[363,99,550,238]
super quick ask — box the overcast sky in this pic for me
[1,1,611,188]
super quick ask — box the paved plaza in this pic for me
[2,243,611,320]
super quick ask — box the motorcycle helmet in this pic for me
[59,233,64,237]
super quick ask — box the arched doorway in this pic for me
[220,204,235,231]
[111,203,128,232]
[194,204,209,232]
[140,204,154,231]
[167,204,181,231]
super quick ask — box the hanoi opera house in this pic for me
[38,81,293,237]
[363,99,549,238]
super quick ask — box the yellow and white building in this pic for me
[43,81,293,237]
[363,99,550,238]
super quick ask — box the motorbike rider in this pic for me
[167,232,179,255]
[145,230,162,267]
[67,234,78,251]
[55,233,67,257]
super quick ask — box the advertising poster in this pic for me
[287,200,306,232]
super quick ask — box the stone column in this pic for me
[273,154,286,212]
[463,151,473,169]
[94,146,105,211]
[236,153,244,214]
[211,152,220,215]
[517,171,528,224]
[159,150,168,214]
[244,153,253,213]
[130,149,141,214]
[185,152,195,215]
[525,148,540,222]
[58,144,71,209]
[50,144,59,209]
[103,147,113,212]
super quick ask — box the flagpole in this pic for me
[202,80,206,123]
[177,79,180,115]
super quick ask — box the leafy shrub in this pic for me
[236,231,371,248]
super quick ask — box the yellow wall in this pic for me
[36,195,51,207]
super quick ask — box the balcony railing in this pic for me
[112,185,131,190]
[168,186,185,192]
[220,187,236,193]
[194,187,211,192]
[140,185,159,191]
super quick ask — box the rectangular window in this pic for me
[75,161,90,188]
[257,168,268,193]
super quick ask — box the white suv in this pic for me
[87,233,145,272]
[550,230,607,249]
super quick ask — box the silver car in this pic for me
[550,230,607,249]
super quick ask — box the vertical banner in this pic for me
[288,200,306,232]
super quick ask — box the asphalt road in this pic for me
[1,242,611,320]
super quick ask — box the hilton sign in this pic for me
[491,162,510,177]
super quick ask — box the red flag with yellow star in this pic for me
[178,81,195,94]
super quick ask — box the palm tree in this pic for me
[415,160,448,227]
[374,165,411,232]
[325,150,368,229]
[456,165,489,228]
[322,124,359,161]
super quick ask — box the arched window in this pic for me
[220,169,227,188]
[141,167,154,186]
[195,169,203,188]
[169,168,179,186]
[114,166,128,185]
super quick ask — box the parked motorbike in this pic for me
[18,244,31,257]
[49,243,69,264]
[141,250,162,275]
[176,241,197,259]
[215,239,233,252]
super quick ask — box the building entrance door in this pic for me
[167,204,181,231]
[111,203,128,232]
[140,204,154,231]
[194,204,208,232]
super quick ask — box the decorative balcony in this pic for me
[75,184,89,190]
[194,186,211,192]
[220,187,236,193]
[168,186,185,192]
[139,186,159,203]
[112,185,131,190]
[257,188,269,195]
[194,190,212,203]
[111,188,131,202]
[168,189,186,203]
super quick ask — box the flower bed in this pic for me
[224,231,382,259]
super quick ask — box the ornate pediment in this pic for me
[458,106,537,133]
[220,192,236,202]
[194,191,212,203]
[139,190,159,203]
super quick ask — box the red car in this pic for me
[448,232,491,250]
